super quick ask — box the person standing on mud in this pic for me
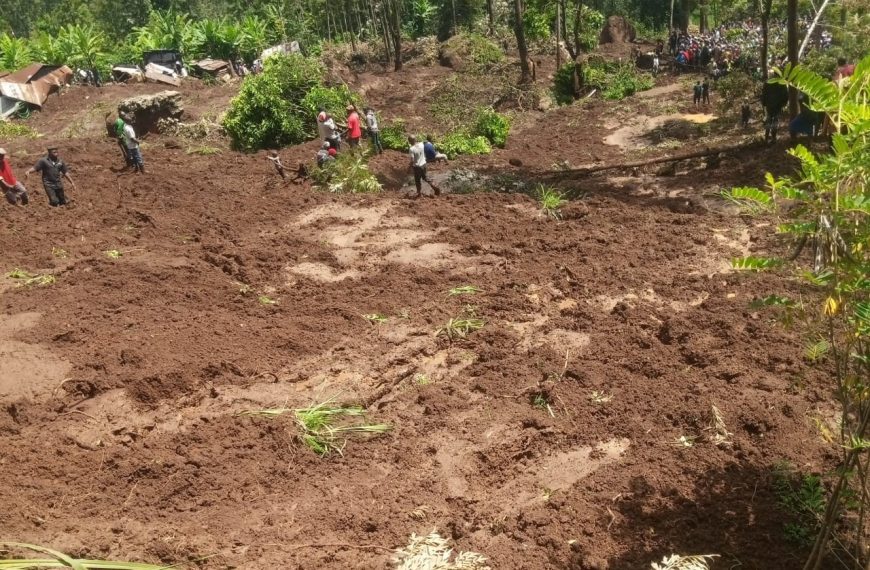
[0,148,29,206]
[364,107,383,154]
[121,120,145,173]
[693,81,703,107]
[408,136,440,198]
[760,77,789,144]
[701,78,711,105]
[109,114,132,167]
[25,146,76,207]
[346,105,362,150]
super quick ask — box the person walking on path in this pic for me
[693,81,703,107]
[25,146,76,207]
[408,136,440,198]
[346,105,362,150]
[121,120,145,173]
[0,148,29,206]
[364,107,383,154]
[702,78,710,105]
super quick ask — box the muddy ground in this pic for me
[0,60,837,570]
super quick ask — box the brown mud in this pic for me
[0,63,834,570]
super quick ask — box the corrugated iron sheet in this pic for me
[0,64,72,107]
[193,59,230,72]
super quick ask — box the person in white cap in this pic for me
[0,148,29,206]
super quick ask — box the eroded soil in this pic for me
[0,63,833,570]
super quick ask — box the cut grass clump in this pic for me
[447,285,482,297]
[238,397,390,456]
[435,316,484,340]
[0,541,173,570]
[5,269,55,287]
[537,184,567,219]
[104,249,122,259]
[362,313,388,324]
[258,295,278,305]
[186,146,222,155]
[0,121,38,138]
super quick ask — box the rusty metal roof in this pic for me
[193,59,230,72]
[0,63,72,107]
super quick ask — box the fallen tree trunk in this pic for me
[538,140,761,178]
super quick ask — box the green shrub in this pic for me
[223,54,351,151]
[553,59,653,104]
[311,153,382,193]
[299,85,360,138]
[380,120,410,151]
[439,131,491,159]
[715,71,758,112]
[473,107,510,148]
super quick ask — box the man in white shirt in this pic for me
[408,136,440,198]
[364,107,382,154]
[122,121,145,173]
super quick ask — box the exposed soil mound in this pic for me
[118,90,184,133]
[600,15,636,44]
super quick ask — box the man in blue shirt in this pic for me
[423,136,448,164]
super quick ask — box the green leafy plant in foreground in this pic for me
[473,107,511,148]
[536,184,567,219]
[438,132,491,160]
[379,120,410,151]
[725,56,870,569]
[0,542,173,570]
[237,398,390,456]
[311,153,382,194]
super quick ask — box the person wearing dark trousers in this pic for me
[702,78,710,105]
[693,81,702,107]
[761,79,789,144]
[112,117,132,167]
[122,121,145,173]
[408,136,440,198]
[25,146,76,206]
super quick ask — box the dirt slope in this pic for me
[0,68,833,570]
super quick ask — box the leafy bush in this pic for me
[380,120,410,151]
[299,85,360,138]
[439,131,491,159]
[600,63,654,100]
[473,107,510,148]
[223,54,354,151]
[553,59,653,104]
[311,153,382,194]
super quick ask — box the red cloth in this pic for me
[347,112,362,139]
[328,148,337,157]
[835,64,855,81]
[0,158,17,186]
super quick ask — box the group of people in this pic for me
[0,146,77,208]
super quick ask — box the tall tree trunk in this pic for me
[699,0,708,33]
[680,0,690,32]
[388,0,402,71]
[787,0,799,117]
[380,1,393,62]
[760,0,772,80]
[572,0,582,59]
[670,0,675,30]
[556,2,562,69]
[513,0,530,82]
[487,0,494,34]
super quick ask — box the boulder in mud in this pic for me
[439,49,462,69]
[118,91,184,134]
[599,15,636,44]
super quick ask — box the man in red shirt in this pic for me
[0,148,29,206]
[346,105,362,150]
